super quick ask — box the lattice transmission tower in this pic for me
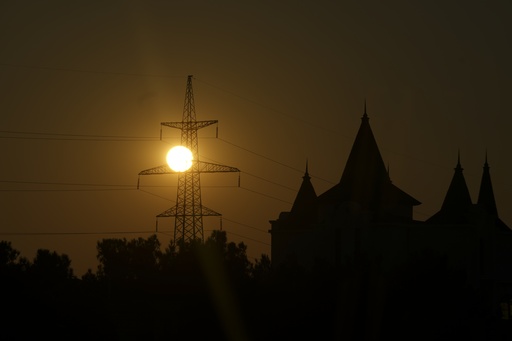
[138,75,240,244]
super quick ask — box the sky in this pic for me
[1,0,511,276]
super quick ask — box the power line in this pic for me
[138,188,176,202]
[0,230,157,236]
[0,180,137,192]
[0,180,237,191]
[0,217,270,247]
[139,188,274,243]
[140,183,291,206]
[0,63,185,79]
[0,228,270,248]
[239,186,292,204]
[202,137,335,185]
[223,230,270,246]
[240,171,297,192]
[0,160,293,203]
[221,217,268,234]
[197,148,300,192]
[217,137,305,174]
[0,136,158,142]
[0,134,302,213]
[0,129,334,185]
[0,130,156,139]
[0,221,267,249]
[1,127,450,189]
[0,180,135,187]
[0,64,467,175]
[0,188,135,192]
[0,67,456,254]
[0,130,159,141]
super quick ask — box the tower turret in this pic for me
[427,151,473,224]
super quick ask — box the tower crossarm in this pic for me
[157,205,222,217]
[138,164,174,176]
[138,161,240,176]
[137,161,240,189]
[196,161,240,173]
[161,120,217,131]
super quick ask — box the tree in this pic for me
[205,230,253,281]
[96,234,161,283]
[31,249,74,280]
[0,241,29,292]
[0,241,20,269]
[252,253,271,282]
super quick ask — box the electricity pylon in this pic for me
[138,75,240,245]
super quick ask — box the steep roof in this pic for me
[318,106,420,211]
[427,152,473,224]
[280,161,318,228]
[339,110,389,188]
[290,161,317,215]
[441,152,473,211]
[477,153,497,216]
[477,153,510,232]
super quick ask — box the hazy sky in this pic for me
[1,0,511,275]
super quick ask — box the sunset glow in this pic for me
[166,146,193,172]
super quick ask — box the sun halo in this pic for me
[166,146,193,172]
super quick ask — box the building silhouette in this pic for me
[269,105,512,319]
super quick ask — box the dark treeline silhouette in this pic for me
[1,233,510,340]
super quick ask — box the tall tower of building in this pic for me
[138,75,240,245]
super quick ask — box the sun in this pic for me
[166,146,193,172]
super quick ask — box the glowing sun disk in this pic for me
[166,146,193,172]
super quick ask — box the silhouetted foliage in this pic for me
[252,253,271,283]
[205,230,253,285]
[0,241,31,276]
[0,233,510,340]
[0,240,20,268]
[96,234,161,283]
[31,248,74,280]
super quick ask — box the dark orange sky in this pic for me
[1,1,511,276]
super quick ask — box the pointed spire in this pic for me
[362,98,368,120]
[427,151,473,224]
[304,158,310,180]
[441,151,472,212]
[456,149,462,170]
[289,160,317,224]
[478,151,498,216]
[340,101,386,185]
[335,105,406,210]
[318,108,420,219]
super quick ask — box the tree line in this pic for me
[0,231,275,340]
[1,231,510,340]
